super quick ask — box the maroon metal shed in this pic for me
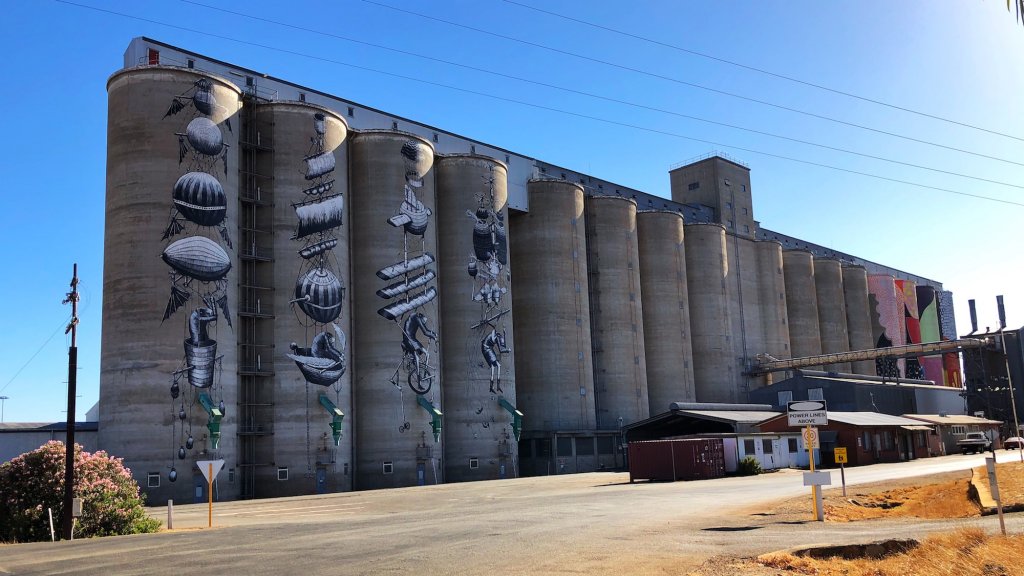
[628,438,725,482]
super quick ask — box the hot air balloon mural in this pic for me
[160,76,234,481]
[288,113,348,391]
[378,140,440,395]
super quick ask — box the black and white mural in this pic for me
[161,78,233,482]
[376,140,440,405]
[287,112,348,449]
[468,166,511,394]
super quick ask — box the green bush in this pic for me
[0,441,160,542]
[737,455,763,476]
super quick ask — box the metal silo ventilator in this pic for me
[318,394,345,447]
[498,397,523,442]
[198,393,223,450]
[417,396,443,443]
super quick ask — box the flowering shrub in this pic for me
[0,441,160,542]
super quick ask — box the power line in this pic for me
[182,0,1024,186]
[55,0,1024,208]
[360,0,1024,168]
[0,316,72,396]
[500,0,1024,143]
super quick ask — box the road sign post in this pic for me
[789,401,827,522]
[834,447,848,496]
[196,459,224,528]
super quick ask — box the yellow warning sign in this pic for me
[834,447,848,464]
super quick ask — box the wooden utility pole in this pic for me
[61,264,79,541]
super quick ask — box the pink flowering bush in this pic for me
[0,441,160,542]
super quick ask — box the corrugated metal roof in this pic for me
[904,414,1003,426]
[678,410,781,424]
[825,412,924,426]
[900,425,935,431]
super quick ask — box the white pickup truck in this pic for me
[957,432,992,454]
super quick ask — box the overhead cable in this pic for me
[360,0,1024,168]
[182,0,1024,185]
[55,0,1024,208]
[500,0,1024,143]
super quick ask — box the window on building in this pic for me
[147,473,160,488]
[228,468,235,483]
[537,439,552,458]
[951,425,967,435]
[391,121,398,130]
[575,437,595,456]
[147,48,159,65]
[741,184,747,192]
[862,431,872,450]
[917,432,926,447]
[882,431,895,451]
[277,467,289,481]
[788,438,798,453]
[726,201,733,209]
[432,132,439,143]
[808,388,824,401]
[743,439,755,454]
[778,390,793,408]
[469,458,479,469]
[347,106,354,117]
[597,436,615,455]
[187,59,194,69]
[382,462,394,475]
[688,181,700,191]
[727,220,734,229]
[762,439,773,454]
[743,225,750,233]
[299,92,306,102]
[557,437,573,456]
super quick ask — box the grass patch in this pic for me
[825,478,981,521]
[758,527,1021,576]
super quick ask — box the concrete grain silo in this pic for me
[916,285,944,384]
[782,250,823,360]
[726,235,766,390]
[585,197,649,429]
[684,223,738,402]
[102,66,241,504]
[842,265,875,375]
[813,258,851,372]
[435,155,519,482]
[755,241,791,366]
[509,179,596,435]
[349,131,442,489]
[637,210,695,412]
[263,101,352,495]
[867,274,905,378]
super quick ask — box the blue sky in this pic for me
[0,1,1021,422]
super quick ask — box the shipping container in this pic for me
[628,438,725,482]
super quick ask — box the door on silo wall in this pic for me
[575,437,598,472]
[596,435,618,470]
[316,467,327,494]
[556,436,576,474]
[193,475,204,504]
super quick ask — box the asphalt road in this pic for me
[2,451,1021,576]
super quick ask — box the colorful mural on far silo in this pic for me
[896,280,924,379]
[160,78,234,483]
[867,275,905,378]
[916,285,944,384]
[937,290,963,387]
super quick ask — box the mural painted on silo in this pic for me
[896,280,924,379]
[286,112,348,446]
[468,165,511,394]
[376,140,440,397]
[916,285,944,384]
[161,79,234,483]
[867,275,905,378]
[937,290,962,387]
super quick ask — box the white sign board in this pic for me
[197,459,225,484]
[788,400,828,426]
[803,471,832,486]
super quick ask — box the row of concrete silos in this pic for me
[101,67,525,502]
